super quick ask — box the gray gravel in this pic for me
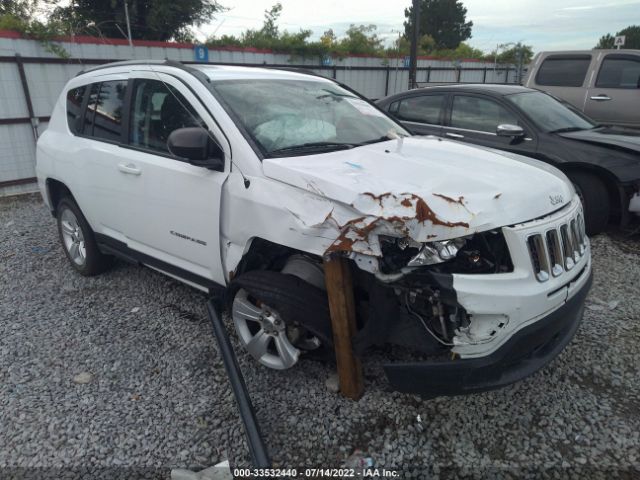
[1,193,639,479]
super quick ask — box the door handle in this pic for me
[445,132,465,139]
[117,162,141,175]
[590,95,611,101]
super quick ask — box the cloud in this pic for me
[203,0,640,52]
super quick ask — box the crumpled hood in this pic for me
[262,137,573,255]
[557,127,640,154]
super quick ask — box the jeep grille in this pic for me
[527,212,587,282]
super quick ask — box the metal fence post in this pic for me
[14,54,39,141]
[482,67,487,84]
[384,66,390,96]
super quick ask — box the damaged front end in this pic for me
[346,228,514,358]
[307,189,591,397]
[311,190,515,356]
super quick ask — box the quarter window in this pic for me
[66,86,86,135]
[596,55,640,88]
[129,79,205,154]
[535,55,592,87]
[394,95,445,125]
[450,96,518,133]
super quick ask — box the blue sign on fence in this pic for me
[321,55,333,66]
[193,45,209,63]
[403,56,411,68]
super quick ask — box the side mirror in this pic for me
[167,127,224,171]
[496,124,525,137]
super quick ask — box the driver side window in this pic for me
[129,79,205,154]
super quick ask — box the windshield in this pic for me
[212,79,409,157]
[507,91,597,133]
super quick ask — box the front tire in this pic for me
[230,270,333,370]
[56,197,112,276]
[567,171,610,235]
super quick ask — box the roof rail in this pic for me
[75,59,201,77]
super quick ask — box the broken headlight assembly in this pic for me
[379,230,513,275]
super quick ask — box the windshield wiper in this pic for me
[359,135,405,145]
[548,127,587,134]
[268,142,357,156]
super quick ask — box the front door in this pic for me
[585,53,640,128]
[116,73,229,286]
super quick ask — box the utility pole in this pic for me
[409,0,420,89]
[123,0,134,55]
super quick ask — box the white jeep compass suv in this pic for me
[36,60,592,396]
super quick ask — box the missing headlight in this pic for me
[379,231,513,275]
[407,238,467,267]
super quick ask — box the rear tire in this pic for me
[567,171,610,235]
[56,197,112,276]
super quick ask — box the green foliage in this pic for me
[0,11,69,58]
[595,25,640,49]
[388,35,487,61]
[491,43,534,65]
[404,0,473,50]
[50,0,223,42]
[206,5,387,59]
[335,24,383,56]
[595,33,615,49]
[208,3,324,56]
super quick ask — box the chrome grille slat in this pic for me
[527,209,587,282]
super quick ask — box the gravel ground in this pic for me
[1,194,639,479]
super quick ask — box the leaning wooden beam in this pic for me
[323,255,364,400]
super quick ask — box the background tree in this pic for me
[0,0,69,57]
[595,25,640,49]
[0,0,40,19]
[493,43,534,65]
[336,24,383,55]
[403,0,473,49]
[320,29,337,49]
[50,0,223,42]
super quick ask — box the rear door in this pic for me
[585,52,640,127]
[386,93,447,136]
[527,54,594,112]
[442,94,538,156]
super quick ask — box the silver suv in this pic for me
[525,50,640,128]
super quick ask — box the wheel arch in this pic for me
[45,178,74,217]
[555,162,623,223]
[231,237,323,280]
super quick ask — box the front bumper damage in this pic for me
[384,265,592,397]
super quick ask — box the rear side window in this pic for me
[129,79,205,154]
[535,55,592,87]
[596,54,640,88]
[91,81,128,141]
[450,95,518,133]
[66,86,86,134]
[82,83,100,135]
[393,94,445,125]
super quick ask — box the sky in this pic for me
[196,0,640,52]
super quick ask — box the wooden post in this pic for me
[323,255,364,400]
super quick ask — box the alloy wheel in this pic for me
[232,288,300,370]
